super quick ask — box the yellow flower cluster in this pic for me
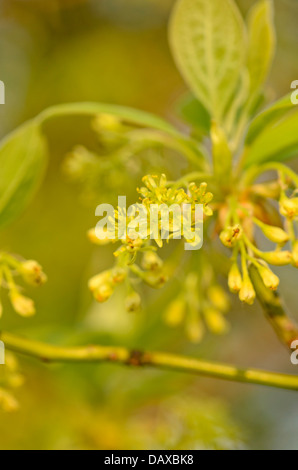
[0,254,47,318]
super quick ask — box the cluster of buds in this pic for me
[164,269,230,343]
[0,353,24,412]
[221,168,298,305]
[88,267,127,303]
[0,253,47,318]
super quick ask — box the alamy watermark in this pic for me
[95,197,204,251]
[0,341,5,365]
[0,80,5,104]
[291,80,298,104]
[291,341,298,365]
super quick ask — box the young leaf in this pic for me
[246,93,294,145]
[39,102,178,136]
[176,93,211,135]
[247,0,276,93]
[39,101,207,168]
[169,0,247,121]
[244,109,298,167]
[0,120,47,230]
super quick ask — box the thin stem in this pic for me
[243,163,298,188]
[1,331,298,392]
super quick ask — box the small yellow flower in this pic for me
[280,195,298,220]
[20,260,47,287]
[88,271,114,302]
[256,264,280,291]
[220,225,242,248]
[254,219,289,244]
[87,228,111,246]
[164,297,186,327]
[228,263,242,293]
[207,285,230,312]
[9,291,36,317]
[125,291,141,312]
[292,241,298,268]
[260,250,292,266]
[141,251,163,271]
[143,271,168,289]
[205,308,230,335]
[239,275,256,305]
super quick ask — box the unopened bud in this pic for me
[260,250,292,266]
[111,268,126,285]
[164,298,185,327]
[292,241,298,268]
[256,264,280,291]
[144,271,168,289]
[186,318,204,343]
[228,263,242,293]
[220,225,242,248]
[88,271,114,302]
[87,228,111,246]
[125,291,141,313]
[9,291,36,317]
[141,251,163,271]
[207,285,229,312]
[205,308,229,335]
[20,260,47,286]
[239,275,256,305]
[280,196,298,220]
[255,220,289,244]
[94,113,122,133]
[0,389,19,412]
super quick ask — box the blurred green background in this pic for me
[0,0,298,450]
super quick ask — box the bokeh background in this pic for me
[0,0,298,450]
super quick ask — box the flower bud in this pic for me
[94,113,122,133]
[207,285,229,312]
[88,271,110,292]
[141,251,163,271]
[143,271,168,289]
[20,260,47,287]
[88,271,114,302]
[255,220,289,244]
[292,241,298,268]
[228,263,242,293]
[87,228,111,246]
[9,291,36,317]
[205,308,229,335]
[111,268,126,285]
[280,196,298,220]
[93,284,114,303]
[256,264,280,291]
[260,250,292,266]
[164,298,185,327]
[220,225,242,248]
[239,275,256,305]
[0,389,19,412]
[185,318,204,343]
[125,291,141,313]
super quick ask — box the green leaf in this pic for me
[247,0,276,93]
[176,93,211,135]
[39,101,207,168]
[169,0,247,121]
[0,120,47,230]
[245,93,295,145]
[244,108,298,167]
[39,102,178,136]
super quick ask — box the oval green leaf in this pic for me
[169,0,247,122]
